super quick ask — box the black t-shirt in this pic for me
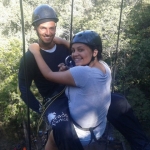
[18,44,70,111]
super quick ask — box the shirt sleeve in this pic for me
[18,50,41,113]
[69,66,89,87]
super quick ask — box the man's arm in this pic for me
[18,51,41,113]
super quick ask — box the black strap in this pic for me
[71,116,101,143]
[89,128,99,143]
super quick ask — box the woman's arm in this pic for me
[29,43,75,86]
[53,37,70,49]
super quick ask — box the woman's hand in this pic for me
[53,37,64,45]
[58,63,69,71]
[29,43,40,55]
[53,37,70,49]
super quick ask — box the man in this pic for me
[18,4,70,113]
[18,4,82,150]
[18,4,150,150]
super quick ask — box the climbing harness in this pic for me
[37,87,66,133]
[71,117,102,144]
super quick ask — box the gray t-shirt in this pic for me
[65,61,111,143]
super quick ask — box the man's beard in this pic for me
[40,39,53,45]
[36,31,54,46]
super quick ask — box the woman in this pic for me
[29,30,111,149]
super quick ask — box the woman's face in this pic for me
[71,43,93,66]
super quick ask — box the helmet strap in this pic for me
[84,49,97,66]
[85,56,95,66]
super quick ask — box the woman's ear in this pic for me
[93,49,98,57]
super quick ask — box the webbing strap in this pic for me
[71,116,101,143]
[89,128,98,143]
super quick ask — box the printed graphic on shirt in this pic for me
[47,112,69,126]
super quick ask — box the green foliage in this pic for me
[127,88,150,122]
[0,38,40,132]
[0,0,150,146]
[0,38,23,123]
[114,1,150,124]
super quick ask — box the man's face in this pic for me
[36,21,56,48]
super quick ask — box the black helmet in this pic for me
[71,30,102,60]
[32,4,59,26]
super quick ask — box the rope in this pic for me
[37,87,66,134]
[19,0,31,149]
[112,0,124,93]
[70,0,74,43]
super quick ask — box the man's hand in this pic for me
[29,43,40,55]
